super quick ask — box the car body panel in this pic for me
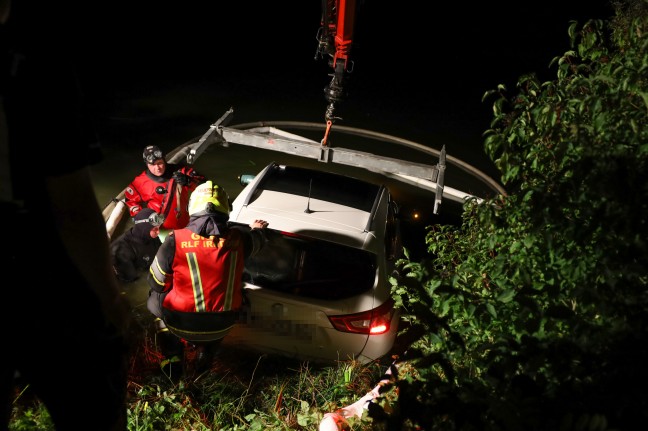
[223,163,401,364]
[231,192,376,250]
[225,287,398,363]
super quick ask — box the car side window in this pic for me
[385,199,402,261]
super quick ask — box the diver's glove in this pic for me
[172,170,191,186]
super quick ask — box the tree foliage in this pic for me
[387,1,648,429]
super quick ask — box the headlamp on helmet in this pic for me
[189,181,231,217]
[143,145,165,164]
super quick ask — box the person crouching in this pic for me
[146,180,268,380]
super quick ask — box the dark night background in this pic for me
[73,0,615,200]
[80,1,614,171]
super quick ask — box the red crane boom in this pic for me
[315,0,360,124]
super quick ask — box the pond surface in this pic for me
[90,80,502,267]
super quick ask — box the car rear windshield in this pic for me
[260,165,381,212]
[242,229,377,300]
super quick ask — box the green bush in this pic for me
[388,1,648,430]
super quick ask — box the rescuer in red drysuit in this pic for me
[124,145,203,231]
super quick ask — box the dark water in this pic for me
[89,78,499,200]
[88,78,504,266]
[87,0,615,207]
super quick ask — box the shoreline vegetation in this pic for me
[11,321,408,430]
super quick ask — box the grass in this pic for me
[9,324,407,430]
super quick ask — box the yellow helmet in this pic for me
[188,180,231,217]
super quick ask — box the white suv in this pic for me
[224,162,402,364]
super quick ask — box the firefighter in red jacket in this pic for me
[125,145,203,231]
[147,180,268,379]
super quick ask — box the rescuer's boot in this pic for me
[154,318,184,383]
[195,339,225,374]
[194,344,214,374]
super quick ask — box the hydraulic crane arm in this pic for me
[315,0,359,123]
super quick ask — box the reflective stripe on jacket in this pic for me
[162,227,245,313]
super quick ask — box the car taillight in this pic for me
[328,299,395,335]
